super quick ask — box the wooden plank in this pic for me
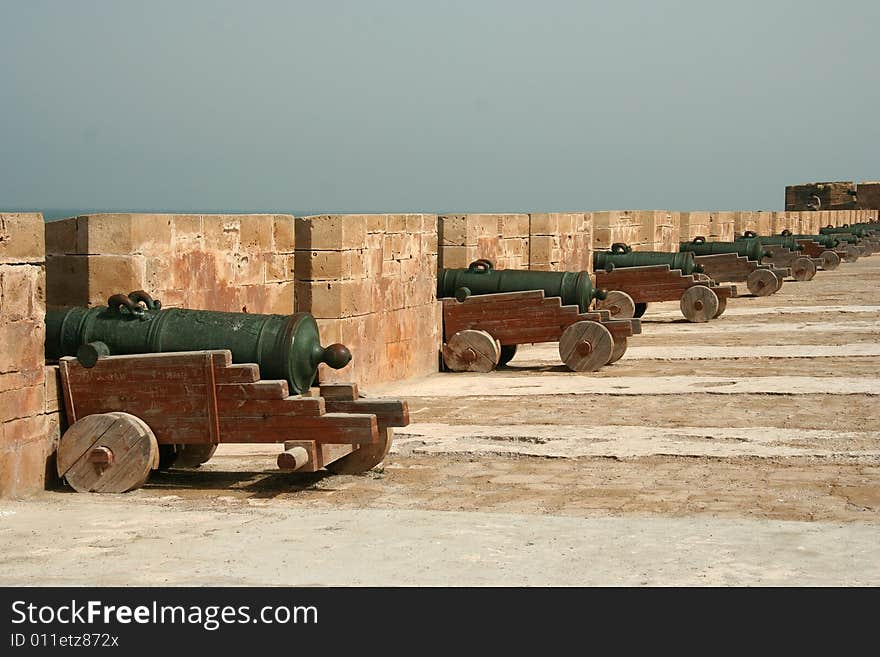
[216,380,289,400]
[320,443,357,469]
[219,413,379,445]
[322,399,409,427]
[204,353,220,445]
[217,396,326,417]
[214,364,260,383]
[319,383,358,401]
[58,359,77,426]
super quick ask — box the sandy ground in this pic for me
[1,258,879,586]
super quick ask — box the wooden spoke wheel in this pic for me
[442,329,500,372]
[595,290,636,320]
[680,285,719,323]
[746,269,778,297]
[791,257,817,281]
[608,336,628,364]
[558,321,614,372]
[712,296,728,319]
[842,246,859,263]
[819,250,840,270]
[633,302,648,318]
[171,444,218,469]
[325,427,393,475]
[497,344,518,367]
[57,412,158,493]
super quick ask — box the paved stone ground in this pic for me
[1,257,878,585]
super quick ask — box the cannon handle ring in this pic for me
[129,290,161,311]
[610,242,631,254]
[781,229,792,236]
[108,294,145,316]
[467,259,493,273]
[693,236,707,244]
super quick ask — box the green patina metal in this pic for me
[438,259,603,313]
[819,225,875,238]
[45,291,350,394]
[679,236,768,262]
[778,231,841,248]
[736,231,803,251]
[593,243,703,275]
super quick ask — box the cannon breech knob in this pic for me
[321,343,352,370]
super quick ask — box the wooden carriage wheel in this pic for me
[842,246,859,263]
[679,285,719,323]
[442,329,500,372]
[497,344,518,367]
[171,444,218,469]
[746,269,778,297]
[595,290,636,320]
[558,321,614,372]
[325,428,393,475]
[819,250,840,271]
[790,257,817,281]
[57,412,158,493]
[712,296,727,319]
[608,336,627,364]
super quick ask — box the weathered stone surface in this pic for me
[45,214,296,313]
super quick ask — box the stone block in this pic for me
[45,218,78,255]
[0,385,44,424]
[266,254,296,283]
[295,215,368,250]
[0,321,45,375]
[239,215,274,252]
[0,213,45,264]
[203,216,241,252]
[1,264,43,322]
[295,279,372,318]
[273,215,297,252]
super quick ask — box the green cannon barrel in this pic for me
[438,259,602,313]
[679,236,769,262]
[819,225,874,238]
[45,291,351,394]
[593,243,703,275]
[736,231,803,251]
[779,232,841,248]
[847,222,880,235]
[826,233,861,244]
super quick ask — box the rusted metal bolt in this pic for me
[88,446,114,473]
[694,300,704,311]
[576,340,593,356]
[462,347,477,363]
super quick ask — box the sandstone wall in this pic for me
[438,214,530,270]
[294,214,440,387]
[45,214,297,313]
[528,213,592,272]
[678,212,711,242]
[591,211,680,252]
[0,213,60,497]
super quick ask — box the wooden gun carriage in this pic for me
[441,289,641,373]
[593,264,737,322]
[55,349,408,493]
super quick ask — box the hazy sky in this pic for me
[2,0,878,219]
